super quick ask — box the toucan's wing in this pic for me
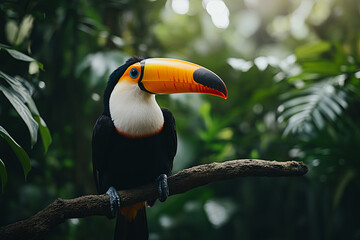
[161,108,177,173]
[92,114,114,194]
[147,108,177,208]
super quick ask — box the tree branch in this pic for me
[0,159,307,240]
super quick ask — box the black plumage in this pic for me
[92,57,177,240]
[92,108,177,194]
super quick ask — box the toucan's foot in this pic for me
[106,186,121,217]
[157,174,169,202]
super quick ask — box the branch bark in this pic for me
[0,159,307,240]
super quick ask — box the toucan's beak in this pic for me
[138,58,228,99]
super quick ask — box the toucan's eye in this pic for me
[130,68,139,79]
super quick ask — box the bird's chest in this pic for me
[104,132,170,189]
[109,82,164,137]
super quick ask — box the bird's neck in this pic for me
[109,81,164,138]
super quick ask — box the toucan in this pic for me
[92,56,227,240]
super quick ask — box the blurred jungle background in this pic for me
[1,0,360,239]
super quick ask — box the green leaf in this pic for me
[0,46,44,71]
[295,41,331,60]
[0,126,31,180]
[287,73,321,82]
[0,84,38,147]
[36,62,44,71]
[0,72,51,153]
[318,101,336,121]
[302,61,340,75]
[0,71,40,115]
[280,79,348,135]
[33,116,52,153]
[0,43,10,49]
[5,48,36,62]
[0,159,7,192]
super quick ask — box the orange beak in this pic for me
[137,58,227,99]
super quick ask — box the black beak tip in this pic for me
[193,68,228,98]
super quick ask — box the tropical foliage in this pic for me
[0,44,51,191]
[1,0,359,239]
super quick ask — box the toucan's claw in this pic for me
[157,174,169,202]
[106,186,121,217]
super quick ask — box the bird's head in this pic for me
[103,57,227,136]
[104,57,227,115]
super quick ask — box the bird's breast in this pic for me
[109,81,165,137]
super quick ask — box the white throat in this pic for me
[109,81,164,137]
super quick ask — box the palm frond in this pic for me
[278,78,348,135]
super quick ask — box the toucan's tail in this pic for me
[114,205,148,240]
